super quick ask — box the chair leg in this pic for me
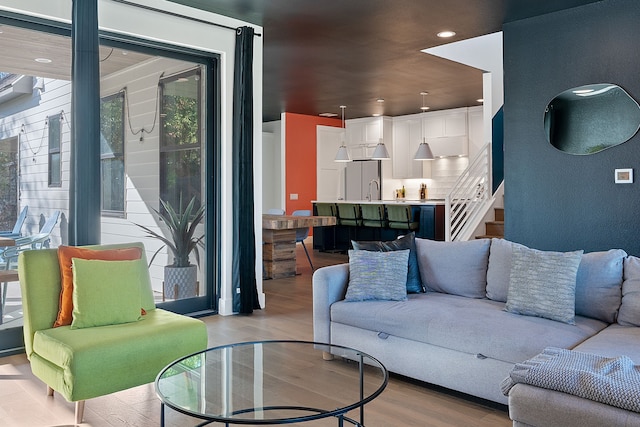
[300,241,314,271]
[75,400,85,425]
[0,282,5,324]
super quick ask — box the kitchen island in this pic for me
[312,200,445,251]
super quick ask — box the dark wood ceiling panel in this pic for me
[0,1,602,122]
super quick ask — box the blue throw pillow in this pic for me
[345,249,409,301]
[351,232,423,293]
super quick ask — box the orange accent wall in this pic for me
[284,113,341,219]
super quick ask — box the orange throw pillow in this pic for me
[54,246,143,328]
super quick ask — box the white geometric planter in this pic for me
[163,265,198,300]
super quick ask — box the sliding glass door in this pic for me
[0,14,220,353]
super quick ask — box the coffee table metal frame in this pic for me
[155,340,388,426]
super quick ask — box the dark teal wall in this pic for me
[503,0,640,255]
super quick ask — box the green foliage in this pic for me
[162,95,198,147]
[135,196,204,268]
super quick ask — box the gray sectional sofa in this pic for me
[312,237,640,426]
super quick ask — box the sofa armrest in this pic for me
[313,263,349,344]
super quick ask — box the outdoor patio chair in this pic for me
[1,210,61,318]
[0,205,28,238]
[2,210,61,269]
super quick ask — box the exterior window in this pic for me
[48,113,61,187]
[159,69,202,213]
[100,92,126,215]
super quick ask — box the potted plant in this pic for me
[136,196,205,300]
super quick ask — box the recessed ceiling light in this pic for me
[437,31,456,38]
[421,106,430,111]
[319,112,338,117]
[372,113,381,117]
[477,98,484,103]
[376,98,384,103]
[34,58,52,64]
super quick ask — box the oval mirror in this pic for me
[544,84,640,154]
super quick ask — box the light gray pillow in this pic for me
[345,249,409,302]
[505,245,584,325]
[575,249,625,323]
[486,238,526,302]
[415,238,490,298]
[618,256,640,326]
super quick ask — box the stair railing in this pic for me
[444,143,492,241]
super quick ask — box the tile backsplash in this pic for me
[384,157,470,200]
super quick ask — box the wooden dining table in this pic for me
[262,214,336,279]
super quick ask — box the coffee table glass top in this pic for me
[156,340,388,424]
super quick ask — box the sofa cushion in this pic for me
[618,256,640,326]
[330,292,607,364]
[573,324,640,363]
[486,238,524,302]
[415,238,490,298]
[505,245,583,325]
[351,232,423,293]
[71,258,143,329]
[574,249,625,323]
[345,249,409,301]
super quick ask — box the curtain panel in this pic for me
[231,26,260,314]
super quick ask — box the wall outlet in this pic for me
[290,193,298,200]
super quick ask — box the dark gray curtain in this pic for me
[232,26,260,314]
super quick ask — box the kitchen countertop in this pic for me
[312,199,446,205]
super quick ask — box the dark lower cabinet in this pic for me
[313,203,446,252]
[417,205,445,241]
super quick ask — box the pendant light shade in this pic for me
[414,137,434,160]
[334,105,352,162]
[335,145,351,162]
[371,139,390,160]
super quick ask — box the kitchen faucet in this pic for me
[367,179,380,201]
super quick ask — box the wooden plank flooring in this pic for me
[0,241,512,426]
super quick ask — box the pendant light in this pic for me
[414,92,435,160]
[371,114,390,160]
[371,138,390,160]
[334,105,351,162]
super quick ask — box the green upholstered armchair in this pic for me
[18,242,208,425]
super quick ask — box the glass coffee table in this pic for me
[156,340,388,426]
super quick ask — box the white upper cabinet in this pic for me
[423,108,469,157]
[345,116,392,159]
[392,114,430,179]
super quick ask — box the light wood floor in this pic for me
[0,242,512,426]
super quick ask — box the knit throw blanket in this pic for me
[501,347,640,413]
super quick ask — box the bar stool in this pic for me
[360,203,387,240]
[386,204,419,237]
[315,203,337,251]
[336,203,363,245]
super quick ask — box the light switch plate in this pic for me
[290,193,298,200]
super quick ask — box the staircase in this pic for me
[477,207,504,239]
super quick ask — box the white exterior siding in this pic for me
[0,78,71,247]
